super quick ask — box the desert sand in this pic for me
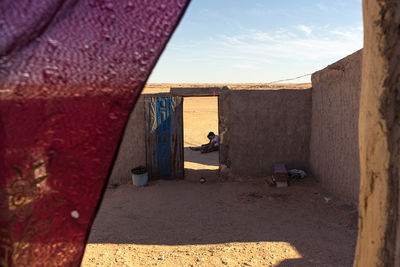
[81,83,357,267]
[183,96,219,182]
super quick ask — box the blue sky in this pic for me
[148,0,363,83]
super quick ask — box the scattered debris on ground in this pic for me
[83,179,357,266]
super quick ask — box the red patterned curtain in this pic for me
[0,0,189,265]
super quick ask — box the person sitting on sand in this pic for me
[190,132,219,153]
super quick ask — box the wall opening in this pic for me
[183,96,219,181]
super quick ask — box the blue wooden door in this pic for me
[145,96,183,179]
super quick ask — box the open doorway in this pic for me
[183,96,219,181]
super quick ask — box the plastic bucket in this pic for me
[131,166,148,186]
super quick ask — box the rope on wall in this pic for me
[267,73,312,84]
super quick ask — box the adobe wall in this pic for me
[310,50,362,205]
[354,0,400,265]
[109,97,146,184]
[221,89,312,178]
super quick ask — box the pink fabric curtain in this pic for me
[0,0,189,265]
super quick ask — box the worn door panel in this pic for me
[145,96,183,179]
[170,97,184,178]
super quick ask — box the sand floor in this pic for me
[82,179,357,266]
[182,96,219,182]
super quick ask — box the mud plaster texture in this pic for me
[109,97,146,184]
[310,50,362,205]
[220,89,312,179]
[354,1,400,266]
[111,87,312,183]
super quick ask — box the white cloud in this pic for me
[220,35,242,44]
[296,25,313,36]
[250,31,272,41]
[149,23,363,83]
[215,25,363,62]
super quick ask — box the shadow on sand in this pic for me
[183,147,219,167]
[88,179,357,266]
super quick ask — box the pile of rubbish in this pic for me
[267,163,307,187]
[287,169,307,180]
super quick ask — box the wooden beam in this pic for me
[170,86,228,97]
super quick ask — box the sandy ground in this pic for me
[183,97,219,182]
[182,96,219,149]
[82,83,357,266]
[82,179,357,266]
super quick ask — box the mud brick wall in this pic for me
[310,50,362,204]
[221,89,312,178]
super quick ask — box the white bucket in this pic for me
[131,166,148,186]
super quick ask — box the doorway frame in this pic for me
[171,86,228,179]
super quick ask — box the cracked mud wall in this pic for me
[354,0,400,266]
[310,50,362,205]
